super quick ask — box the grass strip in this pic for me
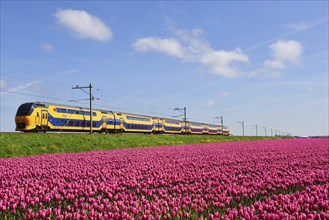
[0,133,282,158]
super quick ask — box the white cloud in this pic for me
[263,60,285,69]
[55,9,112,42]
[248,68,282,78]
[206,99,214,107]
[133,27,248,78]
[133,38,184,58]
[264,40,303,69]
[306,87,313,92]
[41,42,54,52]
[244,17,328,53]
[221,92,230,97]
[0,80,5,89]
[201,49,248,78]
[286,21,310,31]
[8,81,42,93]
[286,17,329,32]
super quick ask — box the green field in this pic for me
[0,133,282,158]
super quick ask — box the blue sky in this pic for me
[1,1,328,136]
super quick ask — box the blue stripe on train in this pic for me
[48,114,103,128]
[123,122,154,131]
[106,119,121,125]
[164,126,182,132]
[190,128,203,133]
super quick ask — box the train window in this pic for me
[16,103,34,116]
[166,120,180,125]
[126,116,150,122]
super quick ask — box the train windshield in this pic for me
[16,103,34,116]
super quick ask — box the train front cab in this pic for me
[15,102,43,132]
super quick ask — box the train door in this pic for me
[102,116,107,130]
[41,110,48,128]
[36,112,40,125]
[120,118,124,132]
[156,118,159,132]
[152,118,158,133]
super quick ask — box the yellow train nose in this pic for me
[15,117,30,129]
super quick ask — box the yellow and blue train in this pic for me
[15,102,230,135]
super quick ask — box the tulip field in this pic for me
[0,138,328,219]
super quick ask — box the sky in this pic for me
[1,1,328,136]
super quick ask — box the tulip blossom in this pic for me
[0,138,328,219]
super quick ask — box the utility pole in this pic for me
[72,83,93,134]
[174,107,187,135]
[221,116,223,134]
[184,107,186,135]
[253,124,258,136]
[215,116,224,134]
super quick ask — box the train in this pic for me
[15,101,230,135]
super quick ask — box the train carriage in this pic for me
[48,104,103,132]
[121,113,154,133]
[189,122,204,135]
[163,119,183,134]
[208,124,219,135]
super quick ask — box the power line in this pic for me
[95,88,176,118]
[1,89,74,102]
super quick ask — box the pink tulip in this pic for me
[0,138,328,219]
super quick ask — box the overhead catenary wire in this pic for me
[95,88,176,118]
[1,89,78,103]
